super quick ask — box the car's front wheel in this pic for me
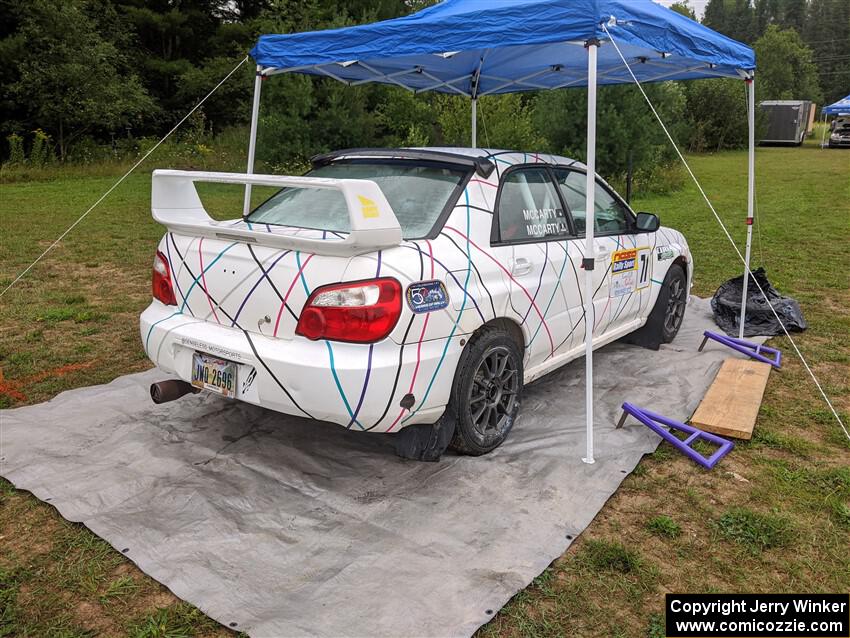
[661,264,688,343]
[655,263,688,343]
[448,327,524,456]
[623,263,687,349]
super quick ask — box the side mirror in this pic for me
[636,212,660,232]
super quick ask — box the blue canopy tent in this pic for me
[823,94,850,115]
[246,0,756,463]
[820,93,850,148]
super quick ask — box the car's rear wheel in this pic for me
[448,328,524,456]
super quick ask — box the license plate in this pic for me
[191,352,237,397]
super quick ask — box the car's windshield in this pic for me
[247,161,467,239]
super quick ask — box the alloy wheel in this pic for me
[664,276,686,334]
[467,345,520,441]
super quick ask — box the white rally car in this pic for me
[141,148,692,460]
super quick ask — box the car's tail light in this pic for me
[296,278,402,343]
[152,250,177,306]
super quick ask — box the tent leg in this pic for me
[739,76,755,339]
[243,65,263,217]
[582,41,598,465]
[471,98,477,148]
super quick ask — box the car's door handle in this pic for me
[511,257,533,276]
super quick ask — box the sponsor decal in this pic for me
[657,245,675,261]
[406,280,450,314]
[610,249,637,297]
[611,248,651,297]
[358,195,379,218]
[611,248,637,273]
[636,247,651,290]
[521,207,569,238]
[180,337,244,362]
[241,367,257,395]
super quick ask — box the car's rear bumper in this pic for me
[140,301,459,431]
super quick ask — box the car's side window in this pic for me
[553,168,632,235]
[495,167,572,243]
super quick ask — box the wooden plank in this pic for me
[691,358,772,440]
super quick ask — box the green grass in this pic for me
[1,135,849,636]
[645,515,682,539]
[581,540,649,574]
[128,604,225,638]
[715,508,795,552]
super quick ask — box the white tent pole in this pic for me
[739,75,755,339]
[243,65,263,216]
[820,112,827,149]
[582,40,598,465]
[471,98,478,148]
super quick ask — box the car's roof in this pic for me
[314,146,584,171]
[416,146,583,166]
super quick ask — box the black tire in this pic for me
[447,328,524,456]
[653,263,688,343]
[625,263,687,349]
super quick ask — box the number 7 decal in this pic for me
[636,247,651,290]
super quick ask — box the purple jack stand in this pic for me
[699,330,782,368]
[617,402,734,469]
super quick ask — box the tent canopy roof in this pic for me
[250,0,755,96]
[824,94,850,115]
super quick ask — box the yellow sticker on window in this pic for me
[358,195,379,218]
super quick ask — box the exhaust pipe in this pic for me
[150,380,200,404]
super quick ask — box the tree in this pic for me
[753,0,774,35]
[249,0,411,168]
[754,25,822,102]
[668,1,697,20]
[780,0,807,32]
[682,79,750,151]
[175,55,254,133]
[804,0,850,105]
[114,1,222,126]
[533,83,686,179]
[703,0,756,43]
[4,0,154,160]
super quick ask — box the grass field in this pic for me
[1,137,848,636]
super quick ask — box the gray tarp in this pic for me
[0,298,745,637]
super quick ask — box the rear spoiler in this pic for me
[151,170,402,257]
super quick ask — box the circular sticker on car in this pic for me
[406,280,450,314]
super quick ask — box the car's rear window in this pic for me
[247,161,467,239]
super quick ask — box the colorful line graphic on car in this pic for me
[141,149,689,436]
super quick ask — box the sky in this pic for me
[654,0,709,19]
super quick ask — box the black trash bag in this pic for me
[711,267,807,337]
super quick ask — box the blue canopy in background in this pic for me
[250,0,755,94]
[824,94,850,115]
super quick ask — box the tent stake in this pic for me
[582,40,598,465]
[739,76,755,339]
[243,65,263,217]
